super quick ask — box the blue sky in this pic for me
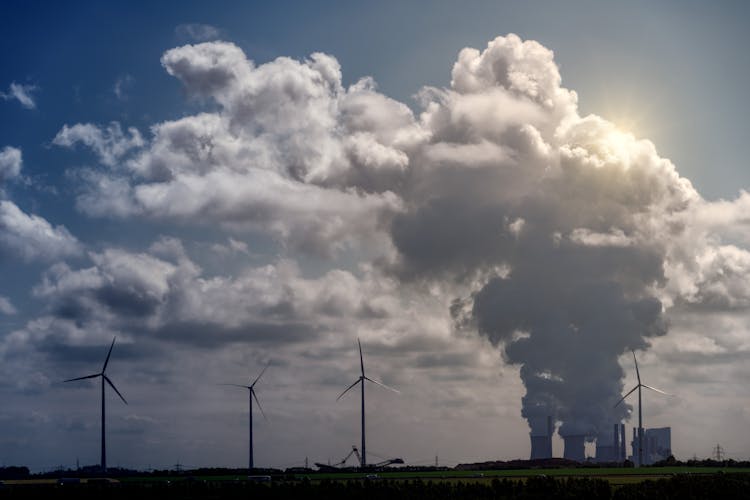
[2,1,750,471]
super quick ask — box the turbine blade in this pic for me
[250,362,270,388]
[102,336,117,373]
[631,350,641,385]
[218,383,251,389]
[103,375,127,405]
[358,338,365,377]
[364,376,400,394]
[63,373,100,383]
[251,388,267,420]
[336,378,361,401]
[614,385,639,407]
[642,384,672,396]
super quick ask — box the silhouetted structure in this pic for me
[63,336,127,473]
[337,339,399,467]
[594,423,627,462]
[615,350,671,465]
[562,434,586,462]
[220,363,269,470]
[630,427,671,465]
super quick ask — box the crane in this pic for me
[315,446,403,470]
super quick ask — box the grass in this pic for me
[11,467,750,487]
[289,466,750,482]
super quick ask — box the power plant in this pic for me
[594,424,627,462]
[527,419,672,464]
[615,351,671,465]
[630,427,672,465]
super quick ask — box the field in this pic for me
[4,470,750,500]
[285,466,750,484]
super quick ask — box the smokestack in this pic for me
[613,424,620,461]
[563,435,586,462]
[529,415,553,459]
[620,424,626,461]
[548,416,553,440]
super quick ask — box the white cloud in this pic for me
[53,121,144,167]
[0,82,37,109]
[0,295,16,315]
[113,74,135,100]
[0,200,82,262]
[69,42,418,256]
[0,145,22,183]
[175,23,221,42]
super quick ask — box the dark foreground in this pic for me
[2,474,749,499]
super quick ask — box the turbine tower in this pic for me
[221,363,269,471]
[615,350,670,466]
[337,339,399,468]
[63,336,127,473]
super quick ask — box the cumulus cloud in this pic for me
[28,240,393,346]
[0,146,22,183]
[65,42,422,256]
[0,200,81,262]
[0,82,37,109]
[53,121,144,167]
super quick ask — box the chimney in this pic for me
[620,424,626,461]
[613,424,620,461]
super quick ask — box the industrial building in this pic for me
[629,427,671,465]
[594,424,627,462]
[529,419,671,464]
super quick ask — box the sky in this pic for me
[2,1,750,471]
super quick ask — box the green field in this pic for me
[287,466,750,482]
[7,470,750,500]
[106,466,750,486]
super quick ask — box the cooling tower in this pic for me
[563,434,586,462]
[529,415,553,459]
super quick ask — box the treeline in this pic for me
[652,456,750,468]
[0,467,29,480]
[613,473,750,499]
[3,475,750,500]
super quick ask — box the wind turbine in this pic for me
[615,350,671,466]
[337,339,399,468]
[221,363,269,471]
[63,336,127,473]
